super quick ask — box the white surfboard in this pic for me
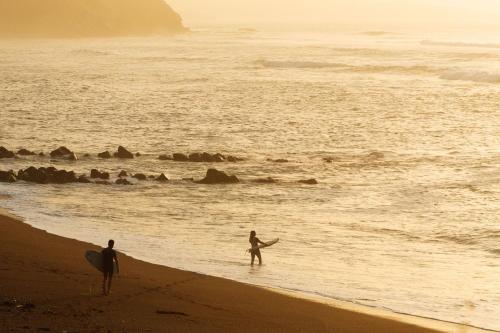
[85,250,118,273]
[247,238,279,252]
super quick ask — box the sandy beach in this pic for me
[0,203,477,333]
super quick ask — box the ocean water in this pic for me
[0,28,499,330]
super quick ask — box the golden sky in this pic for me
[168,0,500,29]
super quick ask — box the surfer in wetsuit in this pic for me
[249,230,265,265]
[102,239,119,296]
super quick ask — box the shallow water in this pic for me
[0,29,499,330]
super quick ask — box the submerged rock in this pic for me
[50,146,77,160]
[158,154,172,161]
[132,173,147,181]
[115,178,132,185]
[197,168,239,184]
[118,170,128,178]
[0,146,15,158]
[77,175,91,183]
[90,169,110,180]
[0,170,16,183]
[298,179,318,185]
[253,177,277,184]
[114,146,134,159]
[17,148,36,156]
[156,173,169,182]
[173,153,189,162]
[98,151,112,159]
[18,166,77,184]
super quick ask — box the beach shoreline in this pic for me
[0,198,490,333]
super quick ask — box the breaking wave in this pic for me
[256,59,345,69]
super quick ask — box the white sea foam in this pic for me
[422,40,500,49]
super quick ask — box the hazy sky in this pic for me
[168,0,500,30]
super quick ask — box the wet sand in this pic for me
[0,206,470,333]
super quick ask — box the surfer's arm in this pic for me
[114,252,120,273]
[256,237,266,245]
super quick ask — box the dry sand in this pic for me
[0,206,473,333]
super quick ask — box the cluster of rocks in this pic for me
[98,146,137,159]
[196,168,239,184]
[159,152,242,163]
[0,147,16,159]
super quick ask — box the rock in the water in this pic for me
[17,149,36,156]
[115,178,132,185]
[227,155,241,163]
[188,153,203,162]
[50,146,71,157]
[158,154,172,160]
[38,152,45,156]
[173,153,189,162]
[253,177,277,184]
[50,146,77,160]
[201,152,214,162]
[118,170,128,178]
[90,169,110,180]
[0,170,16,183]
[156,173,169,182]
[268,158,288,163]
[98,151,112,159]
[298,179,318,185]
[135,152,141,157]
[197,168,239,184]
[133,173,147,181]
[0,146,15,158]
[114,146,134,159]
[17,166,77,184]
[77,175,91,183]
[212,153,225,162]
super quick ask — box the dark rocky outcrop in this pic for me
[98,151,112,159]
[0,170,16,183]
[298,179,318,185]
[268,158,289,163]
[114,146,134,159]
[77,175,91,183]
[17,148,36,156]
[118,170,128,178]
[50,146,77,160]
[0,0,187,38]
[132,173,147,181]
[197,169,239,184]
[0,146,15,158]
[173,153,189,162]
[135,152,141,157]
[18,166,77,184]
[158,154,172,161]
[115,178,132,185]
[90,169,110,180]
[156,173,169,182]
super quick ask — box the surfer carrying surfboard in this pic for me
[102,239,119,296]
[249,231,265,265]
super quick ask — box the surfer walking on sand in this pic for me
[249,230,265,265]
[102,239,119,296]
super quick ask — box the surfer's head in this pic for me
[250,230,256,237]
[108,239,115,248]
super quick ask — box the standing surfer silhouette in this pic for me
[249,230,265,265]
[102,239,119,295]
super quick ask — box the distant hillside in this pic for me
[0,0,187,37]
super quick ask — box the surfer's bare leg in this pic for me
[251,252,255,265]
[107,274,113,295]
[256,251,262,265]
[102,273,108,295]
